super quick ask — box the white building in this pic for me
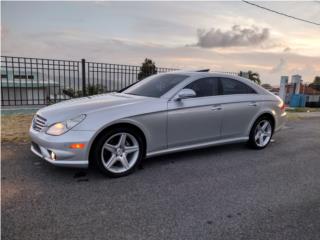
[1,69,60,105]
[279,76,288,101]
[291,74,302,94]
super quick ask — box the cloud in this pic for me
[283,47,291,52]
[270,58,287,73]
[191,25,270,48]
[2,27,319,85]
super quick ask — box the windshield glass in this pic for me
[123,74,189,98]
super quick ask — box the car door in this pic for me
[167,77,223,148]
[218,77,261,139]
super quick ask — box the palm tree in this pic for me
[239,70,261,85]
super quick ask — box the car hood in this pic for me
[37,93,148,124]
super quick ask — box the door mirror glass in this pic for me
[175,88,196,100]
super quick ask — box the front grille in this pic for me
[32,115,47,131]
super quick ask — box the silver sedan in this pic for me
[29,71,286,177]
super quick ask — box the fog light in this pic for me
[50,151,56,160]
[69,143,85,149]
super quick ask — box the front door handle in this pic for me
[248,102,257,106]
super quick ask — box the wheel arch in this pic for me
[87,120,148,165]
[248,111,276,135]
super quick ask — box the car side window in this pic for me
[184,77,219,98]
[220,78,256,95]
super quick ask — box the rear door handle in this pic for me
[211,105,222,111]
[248,102,257,106]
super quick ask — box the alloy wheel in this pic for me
[254,120,272,147]
[101,132,140,173]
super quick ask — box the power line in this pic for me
[242,0,320,27]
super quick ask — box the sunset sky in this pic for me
[2,1,320,85]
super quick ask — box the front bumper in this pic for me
[29,127,95,168]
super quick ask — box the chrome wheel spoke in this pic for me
[255,132,260,141]
[259,135,264,145]
[120,154,130,169]
[261,121,268,131]
[103,143,116,154]
[118,133,127,148]
[125,145,139,154]
[105,154,117,169]
[265,132,271,137]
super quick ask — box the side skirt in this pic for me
[146,137,249,158]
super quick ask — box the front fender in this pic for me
[84,118,151,161]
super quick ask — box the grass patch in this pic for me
[286,107,320,112]
[1,114,33,143]
[286,112,302,121]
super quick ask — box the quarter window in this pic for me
[184,77,219,98]
[220,78,256,95]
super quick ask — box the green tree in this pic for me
[313,76,320,84]
[138,58,157,80]
[239,70,261,85]
[309,76,320,91]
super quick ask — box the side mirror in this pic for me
[175,88,196,101]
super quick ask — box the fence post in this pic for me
[81,58,86,96]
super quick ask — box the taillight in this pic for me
[279,101,285,112]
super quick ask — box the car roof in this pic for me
[164,71,250,83]
[160,70,271,97]
[167,70,237,78]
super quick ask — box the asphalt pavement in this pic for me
[2,116,320,240]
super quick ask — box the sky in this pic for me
[1,1,320,85]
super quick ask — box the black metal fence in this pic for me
[1,56,178,106]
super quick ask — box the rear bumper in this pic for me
[275,111,287,132]
[29,127,95,168]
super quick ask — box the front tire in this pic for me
[93,127,144,177]
[248,117,273,149]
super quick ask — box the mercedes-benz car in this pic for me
[30,71,286,177]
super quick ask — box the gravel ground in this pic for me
[2,117,320,240]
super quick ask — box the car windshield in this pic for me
[123,74,189,98]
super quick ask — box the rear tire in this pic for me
[93,127,145,177]
[248,116,273,149]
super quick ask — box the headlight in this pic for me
[46,122,67,136]
[46,114,86,136]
